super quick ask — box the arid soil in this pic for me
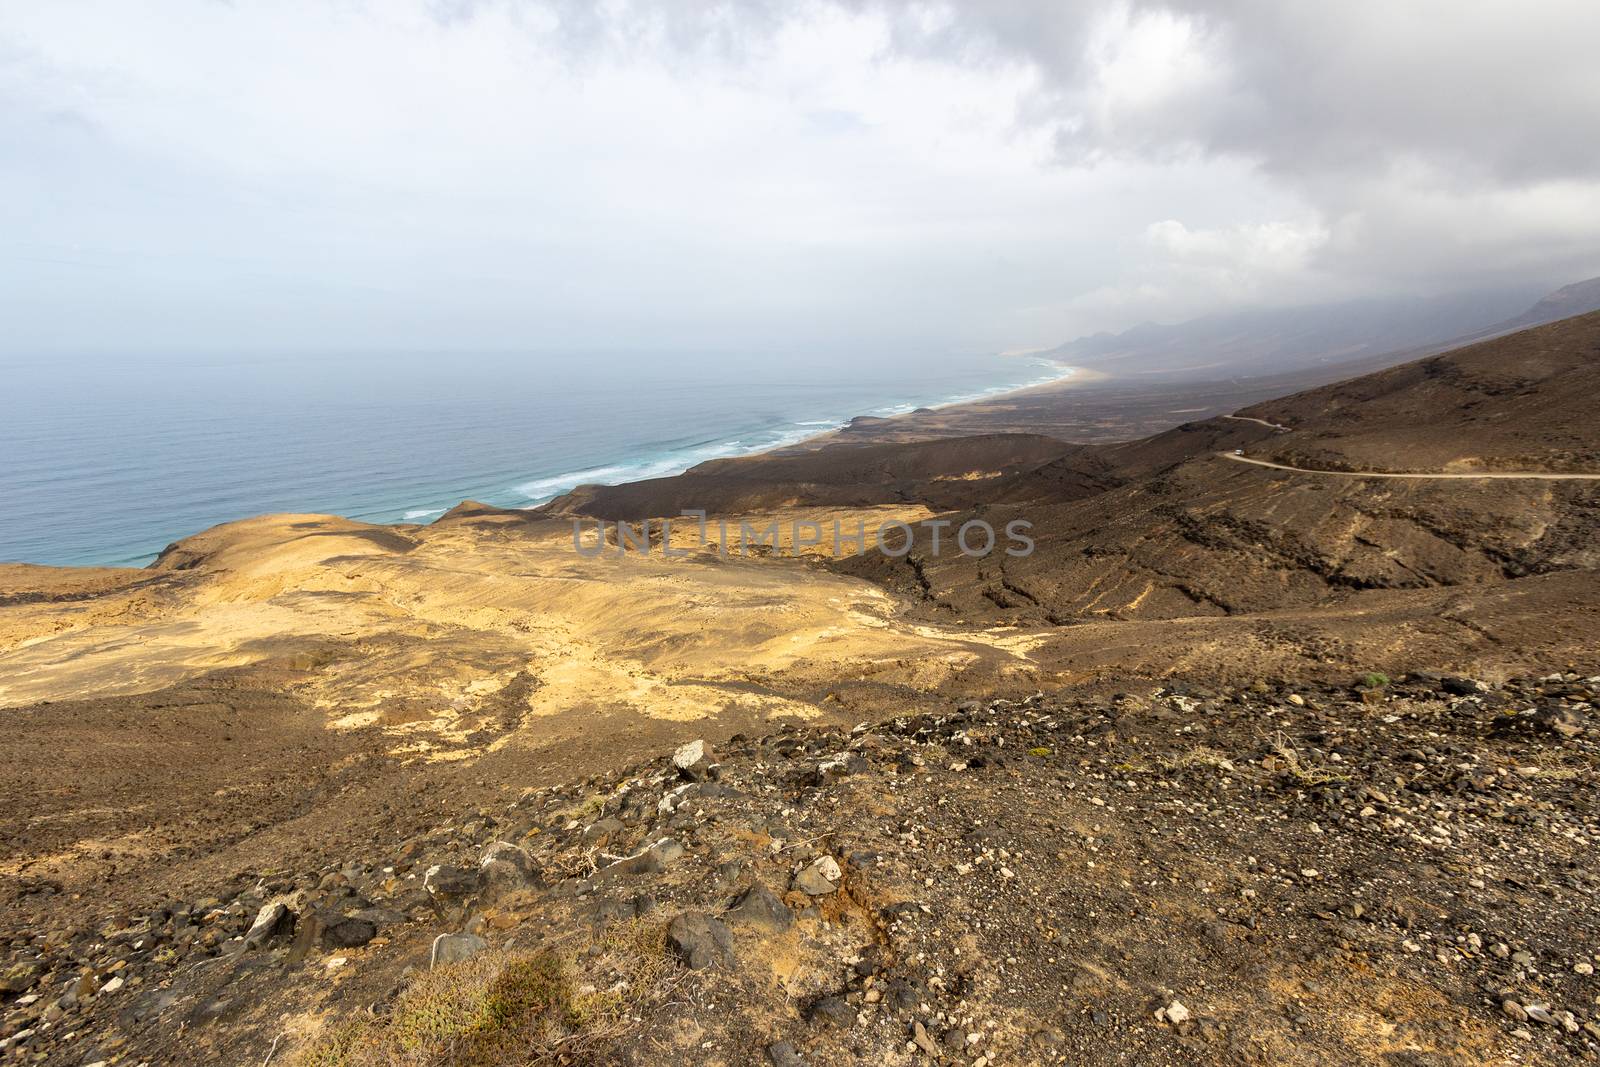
[3,675,1596,1066]
[3,312,1600,1065]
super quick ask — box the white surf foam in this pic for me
[506,363,1074,508]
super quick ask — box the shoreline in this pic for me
[514,360,1084,509]
[765,362,1095,456]
[4,359,1084,571]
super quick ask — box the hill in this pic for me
[2,309,1598,1065]
[1039,277,1600,382]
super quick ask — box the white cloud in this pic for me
[0,0,1595,356]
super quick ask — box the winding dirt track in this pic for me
[1222,414,1292,432]
[1221,452,1600,480]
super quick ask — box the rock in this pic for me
[665,912,736,970]
[1441,675,1487,696]
[480,840,537,875]
[1160,1000,1190,1025]
[242,902,294,949]
[479,841,538,899]
[725,883,792,931]
[321,917,378,949]
[792,856,841,896]
[423,865,481,915]
[766,1041,803,1066]
[1524,1003,1554,1025]
[1501,999,1528,1023]
[885,979,922,1011]
[349,906,406,927]
[287,911,326,965]
[98,976,125,996]
[0,961,42,994]
[809,995,854,1028]
[672,740,716,781]
[911,1020,939,1056]
[1531,705,1584,739]
[429,932,487,969]
[598,837,685,879]
[805,753,867,787]
[581,817,625,844]
[712,859,748,887]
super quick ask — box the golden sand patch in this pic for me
[0,508,1048,759]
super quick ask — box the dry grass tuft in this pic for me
[294,922,682,1067]
[1265,731,1348,785]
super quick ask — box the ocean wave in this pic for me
[513,465,630,497]
[402,507,446,521]
[507,365,1074,507]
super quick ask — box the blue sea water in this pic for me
[1,348,1067,568]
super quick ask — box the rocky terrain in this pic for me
[2,672,1596,1065]
[4,311,1600,1064]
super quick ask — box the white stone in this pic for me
[672,740,706,771]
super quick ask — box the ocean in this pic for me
[1,349,1067,568]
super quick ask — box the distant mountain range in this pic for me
[1043,276,1600,381]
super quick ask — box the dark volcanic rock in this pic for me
[725,882,792,931]
[666,912,736,970]
[320,917,378,949]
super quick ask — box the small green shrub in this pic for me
[1358,671,1390,690]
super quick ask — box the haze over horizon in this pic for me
[4,0,1600,360]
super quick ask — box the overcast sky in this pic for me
[3,0,1598,357]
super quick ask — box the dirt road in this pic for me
[1221,452,1600,479]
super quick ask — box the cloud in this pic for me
[0,0,1595,355]
[870,0,1600,294]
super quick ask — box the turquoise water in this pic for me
[1,349,1065,567]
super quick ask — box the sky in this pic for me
[3,0,1598,358]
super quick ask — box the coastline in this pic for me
[764,361,1096,456]
[2,358,1083,570]
[508,361,1088,511]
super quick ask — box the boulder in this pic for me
[672,740,716,781]
[429,932,487,969]
[479,841,539,899]
[321,917,378,949]
[666,912,736,970]
[725,883,792,931]
[241,902,294,949]
[423,865,481,917]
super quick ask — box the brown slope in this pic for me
[1237,309,1600,472]
[832,312,1600,626]
[545,433,1112,519]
